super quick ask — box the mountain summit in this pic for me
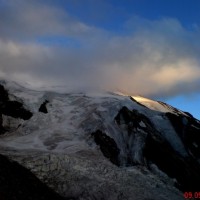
[0,80,200,200]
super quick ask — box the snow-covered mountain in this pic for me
[0,80,200,200]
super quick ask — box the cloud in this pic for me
[0,0,200,98]
[0,0,97,41]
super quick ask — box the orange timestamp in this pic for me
[184,192,200,199]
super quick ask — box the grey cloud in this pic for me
[0,0,200,98]
[0,0,98,41]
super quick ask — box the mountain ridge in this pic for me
[0,80,200,199]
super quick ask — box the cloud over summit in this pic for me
[0,0,200,98]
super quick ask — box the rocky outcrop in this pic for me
[0,85,32,120]
[39,100,49,114]
[92,130,120,166]
[114,106,152,166]
[99,106,200,192]
[166,112,200,159]
[162,112,200,191]
[144,132,200,192]
[0,84,32,134]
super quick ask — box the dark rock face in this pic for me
[92,107,155,167]
[92,130,120,166]
[0,114,6,134]
[158,113,200,191]
[1,101,33,120]
[0,84,33,134]
[144,133,200,192]
[112,106,200,192]
[0,154,67,200]
[115,106,141,129]
[115,106,154,166]
[39,100,49,114]
[115,106,154,132]
[166,112,200,159]
[0,85,9,102]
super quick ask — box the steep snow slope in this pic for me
[0,80,200,199]
[133,96,190,116]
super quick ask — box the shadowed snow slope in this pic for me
[0,80,200,200]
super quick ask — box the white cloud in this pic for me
[0,0,200,98]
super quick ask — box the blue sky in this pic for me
[62,0,200,30]
[0,0,200,119]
